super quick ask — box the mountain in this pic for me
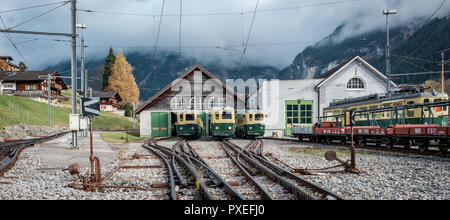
[46,51,280,102]
[45,17,450,102]
[279,17,450,84]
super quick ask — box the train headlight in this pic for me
[191,127,195,130]
[215,126,219,130]
[180,127,183,130]
[228,126,232,130]
[249,127,253,130]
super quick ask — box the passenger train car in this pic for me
[210,108,236,139]
[293,86,450,153]
[175,112,204,139]
[236,111,266,138]
[323,86,448,127]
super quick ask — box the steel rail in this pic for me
[175,141,246,200]
[220,142,275,200]
[142,143,177,200]
[223,140,317,200]
[0,132,69,176]
[225,140,345,200]
[149,142,213,200]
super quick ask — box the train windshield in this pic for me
[222,112,233,120]
[255,114,264,121]
[185,114,195,121]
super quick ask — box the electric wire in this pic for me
[0,15,31,69]
[0,1,70,14]
[7,1,70,30]
[236,0,260,75]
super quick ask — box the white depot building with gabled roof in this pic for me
[248,56,396,137]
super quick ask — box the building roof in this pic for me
[0,71,68,89]
[87,91,122,101]
[0,56,13,61]
[135,64,245,114]
[314,56,396,90]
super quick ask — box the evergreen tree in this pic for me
[18,61,27,71]
[106,49,140,108]
[102,47,116,91]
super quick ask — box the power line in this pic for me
[391,54,439,64]
[236,0,260,75]
[0,15,31,69]
[77,0,360,17]
[179,0,182,57]
[7,1,70,30]
[419,0,447,26]
[0,1,70,14]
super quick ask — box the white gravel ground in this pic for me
[236,139,449,200]
[1,138,448,200]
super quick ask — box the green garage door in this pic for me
[151,112,170,137]
[285,100,314,136]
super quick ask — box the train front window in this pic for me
[185,114,195,121]
[222,112,232,120]
[249,114,253,121]
[255,114,264,121]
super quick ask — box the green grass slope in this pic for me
[0,94,138,130]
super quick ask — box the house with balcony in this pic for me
[0,70,69,104]
[84,90,122,112]
[0,56,20,71]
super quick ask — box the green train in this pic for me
[175,112,203,139]
[236,112,266,138]
[210,109,235,139]
[323,86,449,127]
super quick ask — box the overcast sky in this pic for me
[0,0,449,70]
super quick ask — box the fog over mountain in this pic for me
[1,0,449,70]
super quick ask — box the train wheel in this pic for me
[340,137,346,145]
[403,140,413,149]
[439,145,448,153]
[439,140,449,153]
[419,143,429,153]
[384,138,393,149]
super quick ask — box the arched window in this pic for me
[347,78,365,89]
[170,97,178,109]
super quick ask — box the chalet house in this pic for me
[0,56,20,71]
[0,71,68,104]
[85,91,122,112]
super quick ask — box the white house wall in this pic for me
[318,61,389,117]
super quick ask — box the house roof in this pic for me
[0,71,68,89]
[0,56,13,61]
[135,64,245,114]
[314,56,396,90]
[87,91,122,101]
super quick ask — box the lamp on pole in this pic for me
[383,9,397,97]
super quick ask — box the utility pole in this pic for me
[383,9,397,98]
[39,74,56,126]
[76,24,87,98]
[71,0,78,148]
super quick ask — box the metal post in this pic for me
[48,74,51,126]
[85,69,88,98]
[71,0,78,147]
[385,14,391,97]
[384,9,397,98]
[133,102,136,129]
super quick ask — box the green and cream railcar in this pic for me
[323,91,448,127]
[210,109,236,139]
[175,112,204,139]
[236,112,266,138]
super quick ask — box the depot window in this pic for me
[347,78,365,89]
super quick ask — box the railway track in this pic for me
[0,132,69,176]
[264,137,450,158]
[222,140,344,200]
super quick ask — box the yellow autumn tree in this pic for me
[106,49,140,107]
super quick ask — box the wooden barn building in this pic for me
[135,64,245,138]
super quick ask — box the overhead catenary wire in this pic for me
[0,1,70,14]
[77,0,360,17]
[0,15,31,69]
[236,0,260,75]
[7,1,70,30]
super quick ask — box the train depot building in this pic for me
[136,64,245,138]
[136,57,395,138]
[249,56,396,137]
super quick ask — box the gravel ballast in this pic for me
[1,138,448,200]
